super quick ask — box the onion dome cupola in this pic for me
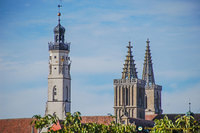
[54,24,65,44]
[49,5,70,51]
[54,13,65,44]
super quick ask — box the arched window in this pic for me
[55,35,58,42]
[53,86,57,101]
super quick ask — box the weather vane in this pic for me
[57,0,62,23]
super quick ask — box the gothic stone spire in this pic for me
[142,38,155,86]
[122,41,138,79]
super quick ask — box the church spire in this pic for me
[122,41,138,79]
[142,38,155,86]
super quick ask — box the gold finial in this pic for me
[57,4,62,23]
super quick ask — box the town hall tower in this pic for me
[45,5,71,120]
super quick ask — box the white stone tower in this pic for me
[114,42,146,124]
[45,5,71,120]
[142,39,162,115]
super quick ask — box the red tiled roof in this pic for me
[0,118,37,133]
[1,114,200,132]
[129,117,154,127]
[81,116,113,125]
[145,114,158,120]
[0,116,114,132]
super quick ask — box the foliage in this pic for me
[31,112,137,133]
[151,115,175,133]
[31,112,200,133]
[175,115,200,133]
[31,114,59,130]
[150,115,200,133]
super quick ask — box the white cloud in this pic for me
[0,58,48,84]
[71,56,122,74]
[0,87,46,119]
[162,82,200,114]
[156,69,199,81]
[72,86,113,116]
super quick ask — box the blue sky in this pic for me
[0,0,200,119]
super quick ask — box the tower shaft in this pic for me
[114,42,145,124]
[142,39,162,115]
[45,6,71,120]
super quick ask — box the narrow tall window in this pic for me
[56,35,58,42]
[53,86,57,101]
[156,92,159,111]
[66,86,68,102]
[145,94,147,109]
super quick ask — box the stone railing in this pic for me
[48,42,70,51]
[113,78,146,85]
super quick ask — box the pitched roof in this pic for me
[0,118,37,133]
[129,117,154,127]
[81,116,113,125]
[145,114,158,121]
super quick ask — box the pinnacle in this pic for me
[122,41,138,80]
[142,38,155,85]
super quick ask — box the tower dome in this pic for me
[54,23,65,34]
[48,4,70,51]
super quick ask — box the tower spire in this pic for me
[122,41,138,79]
[186,99,194,116]
[142,38,155,86]
[58,4,62,24]
[189,100,191,112]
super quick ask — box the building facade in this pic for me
[114,42,146,123]
[45,9,71,120]
[142,39,162,115]
[114,40,162,123]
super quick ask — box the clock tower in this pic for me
[45,5,71,120]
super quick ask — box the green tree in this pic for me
[151,115,175,133]
[151,115,200,133]
[175,115,200,133]
[31,112,137,133]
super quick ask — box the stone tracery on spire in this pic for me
[122,41,138,79]
[142,38,155,86]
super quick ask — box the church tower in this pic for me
[114,42,146,123]
[142,39,162,115]
[45,5,71,120]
